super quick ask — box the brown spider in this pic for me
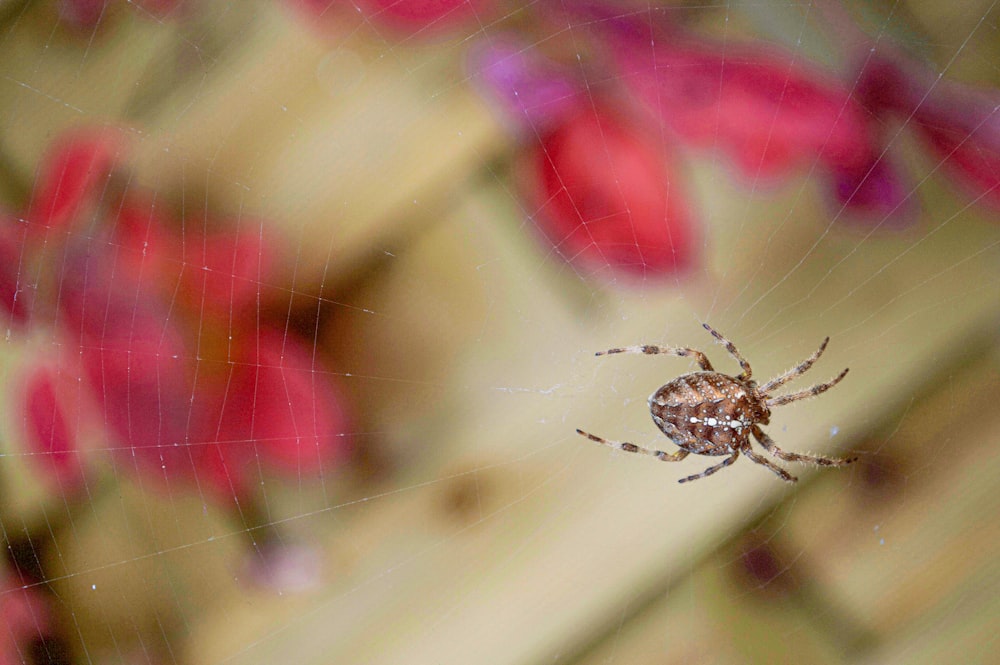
[577,323,857,483]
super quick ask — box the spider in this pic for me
[577,323,857,484]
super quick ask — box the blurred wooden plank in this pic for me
[572,558,846,665]
[765,347,1000,644]
[187,165,1000,664]
[856,564,999,665]
[43,480,245,665]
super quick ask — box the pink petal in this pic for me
[26,127,124,237]
[198,329,351,498]
[179,225,277,316]
[0,572,52,657]
[58,249,194,482]
[520,105,697,279]
[609,29,874,182]
[0,220,31,327]
[111,191,183,302]
[58,0,110,29]
[114,192,178,267]
[22,367,86,489]
[828,155,916,228]
[289,0,491,38]
[358,0,492,36]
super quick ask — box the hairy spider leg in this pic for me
[678,451,739,484]
[753,426,858,467]
[575,429,690,462]
[766,368,849,407]
[740,444,797,482]
[759,337,830,393]
[702,323,752,380]
[594,345,714,372]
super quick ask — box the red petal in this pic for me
[58,0,110,29]
[112,191,182,297]
[523,105,696,279]
[616,38,874,182]
[27,127,124,237]
[360,0,491,34]
[180,225,277,316]
[203,329,351,496]
[0,572,52,653]
[22,368,83,488]
[915,108,1000,211]
[59,249,194,482]
[0,220,31,327]
[290,0,491,37]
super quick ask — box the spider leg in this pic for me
[576,429,690,462]
[678,450,739,484]
[759,337,829,393]
[753,425,858,467]
[702,323,752,380]
[765,368,849,407]
[595,345,714,372]
[740,443,797,483]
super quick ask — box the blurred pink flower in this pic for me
[7,127,354,503]
[599,17,919,225]
[519,105,696,280]
[473,12,918,267]
[57,245,195,487]
[602,21,896,198]
[471,36,698,279]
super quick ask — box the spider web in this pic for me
[0,1,998,664]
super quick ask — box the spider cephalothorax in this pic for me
[577,324,856,483]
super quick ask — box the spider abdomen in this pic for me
[649,372,760,455]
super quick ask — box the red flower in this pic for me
[521,105,696,279]
[588,13,913,226]
[7,126,355,507]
